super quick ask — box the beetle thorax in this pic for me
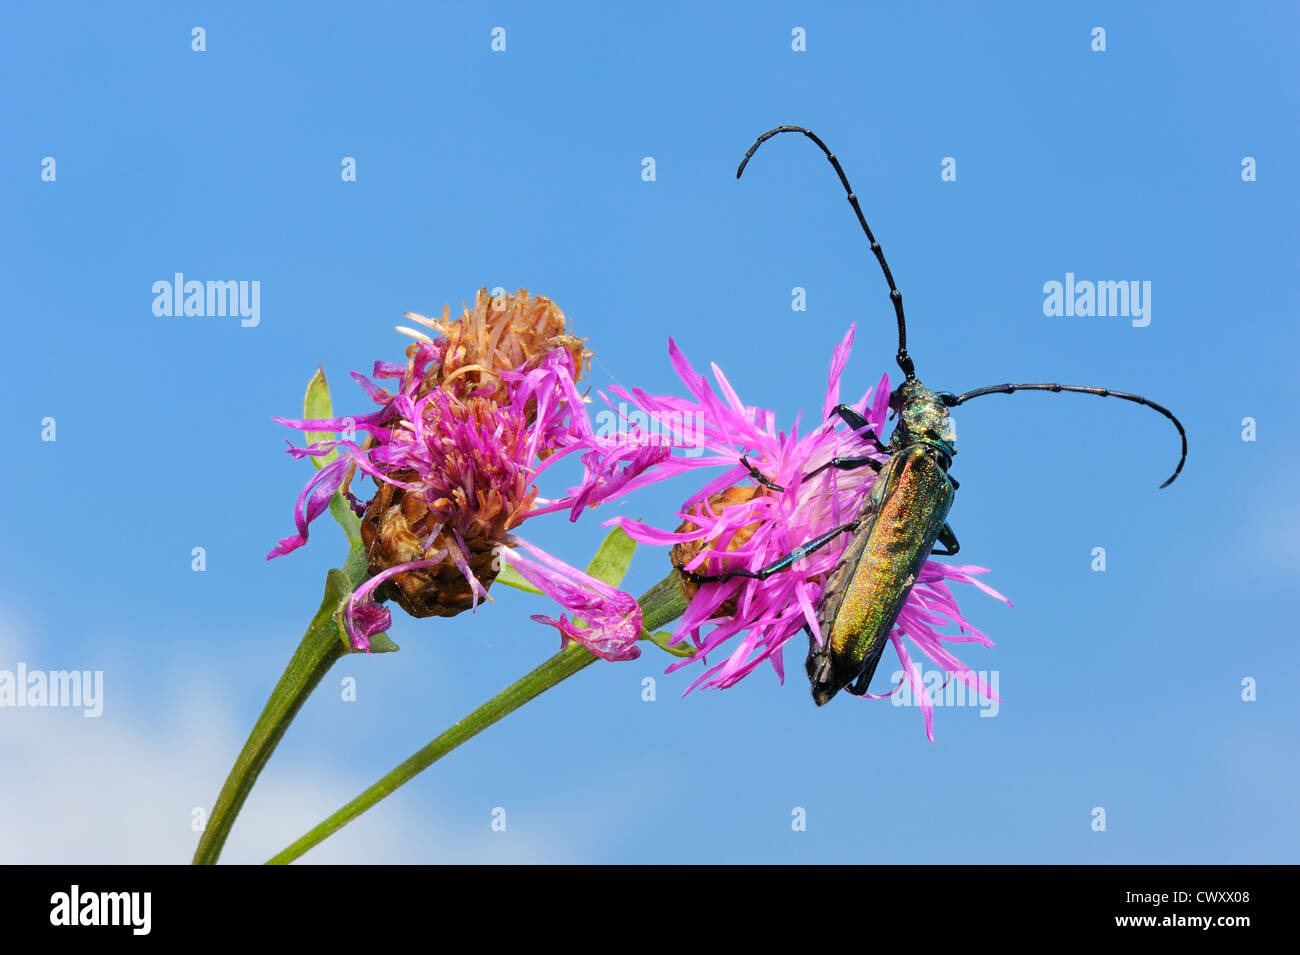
[891,379,957,452]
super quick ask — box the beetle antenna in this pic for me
[940,382,1187,488]
[737,126,915,380]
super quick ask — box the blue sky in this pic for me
[1,2,1297,863]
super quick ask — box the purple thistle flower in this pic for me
[580,324,1011,739]
[269,289,649,660]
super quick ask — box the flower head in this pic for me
[578,325,1010,739]
[269,288,643,659]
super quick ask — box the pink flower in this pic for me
[580,325,1010,739]
[269,289,650,660]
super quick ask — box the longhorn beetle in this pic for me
[678,125,1187,706]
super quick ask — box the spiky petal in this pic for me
[574,325,1010,739]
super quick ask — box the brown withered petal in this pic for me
[361,482,504,617]
[403,287,591,409]
[671,485,770,616]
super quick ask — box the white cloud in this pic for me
[0,693,593,864]
[0,613,591,864]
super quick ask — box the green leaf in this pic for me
[584,525,637,588]
[495,526,636,596]
[643,628,696,658]
[303,366,338,470]
[303,368,398,656]
[323,568,401,655]
[301,366,366,548]
[323,568,358,653]
[365,632,401,654]
[329,491,363,552]
[492,527,637,634]
[541,527,646,635]
[494,561,543,595]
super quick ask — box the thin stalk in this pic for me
[266,574,688,864]
[192,568,357,865]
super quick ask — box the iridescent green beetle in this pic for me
[680,126,1188,705]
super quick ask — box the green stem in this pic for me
[192,567,357,865]
[265,573,688,865]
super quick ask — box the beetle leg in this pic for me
[846,669,874,696]
[676,520,860,584]
[843,638,892,698]
[739,455,783,492]
[931,523,960,556]
[830,403,890,454]
[802,454,883,484]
